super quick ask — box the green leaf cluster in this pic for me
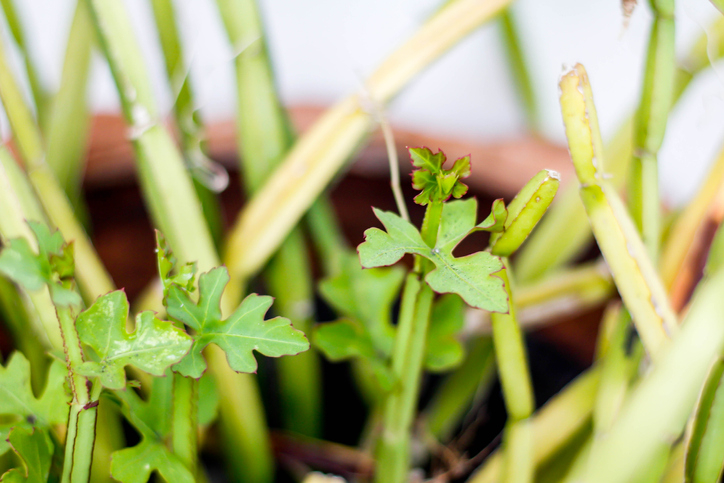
[0,222,80,306]
[357,199,508,313]
[409,147,471,205]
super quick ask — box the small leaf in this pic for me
[409,146,446,172]
[685,357,724,483]
[0,239,46,291]
[319,254,404,354]
[167,267,309,378]
[76,291,192,389]
[155,230,196,300]
[313,319,394,389]
[0,427,53,483]
[357,208,429,268]
[490,169,560,257]
[477,199,507,232]
[425,294,465,372]
[0,353,68,455]
[0,223,81,307]
[358,209,507,312]
[436,199,478,253]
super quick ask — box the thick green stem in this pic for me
[559,64,675,360]
[215,0,322,441]
[375,276,432,483]
[84,3,270,482]
[306,198,348,277]
[470,367,600,483]
[150,0,225,246]
[45,0,94,205]
[172,373,198,476]
[628,6,675,261]
[489,263,534,483]
[57,306,98,483]
[489,265,534,421]
[0,0,49,124]
[267,229,321,436]
[422,337,495,440]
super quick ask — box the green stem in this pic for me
[422,336,496,440]
[470,367,600,483]
[489,262,534,483]
[215,0,322,441]
[172,373,198,476]
[306,198,348,277]
[628,4,675,261]
[489,264,534,421]
[514,13,724,284]
[57,306,98,483]
[150,0,225,247]
[499,8,538,132]
[267,229,321,436]
[45,0,94,206]
[559,64,675,360]
[375,276,433,483]
[0,0,49,124]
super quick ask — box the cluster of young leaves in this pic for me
[409,147,471,205]
[357,197,509,313]
[313,254,467,389]
[0,221,80,307]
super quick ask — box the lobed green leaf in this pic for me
[76,290,192,389]
[0,353,68,456]
[358,207,507,312]
[167,266,310,378]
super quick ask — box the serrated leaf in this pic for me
[686,357,724,483]
[313,319,394,389]
[357,209,429,268]
[167,267,309,378]
[409,146,446,172]
[76,291,192,389]
[425,251,507,313]
[425,294,465,372]
[477,199,507,232]
[358,208,507,312]
[0,427,53,483]
[0,353,68,455]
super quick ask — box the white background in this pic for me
[5,0,724,206]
